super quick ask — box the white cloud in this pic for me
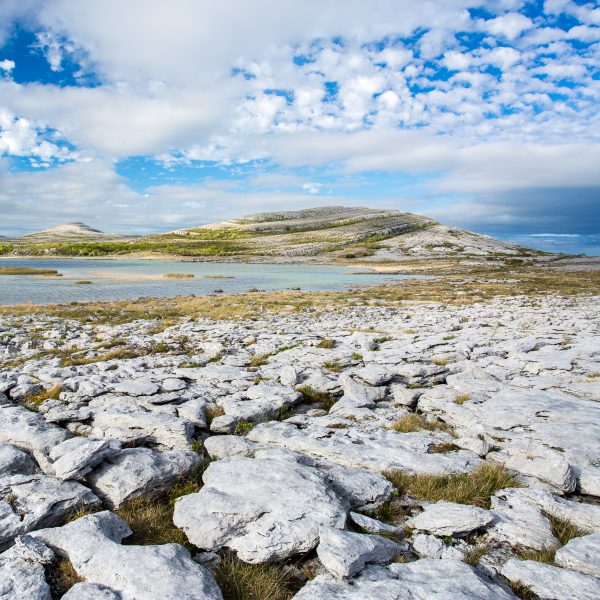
[0,59,15,72]
[302,182,322,194]
[483,13,533,40]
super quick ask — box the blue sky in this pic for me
[0,0,599,254]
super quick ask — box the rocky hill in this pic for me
[2,207,535,260]
[165,206,528,260]
[19,222,131,243]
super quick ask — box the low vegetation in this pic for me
[163,273,195,279]
[383,463,520,508]
[23,383,62,410]
[316,338,336,349]
[213,554,303,600]
[2,266,598,326]
[297,385,338,410]
[0,266,60,276]
[390,414,450,434]
[46,557,82,598]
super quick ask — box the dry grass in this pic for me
[383,463,520,508]
[464,543,490,566]
[323,359,345,373]
[47,558,83,597]
[454,393,471,405]
[391,414,450,434]
[507,580,538,600]
[297,385,338,410]
[204,405,225,426]
[516,546,557,564]
[0,266,60,275]
[316,338,336,349]
[23,383,62,410]
[428,441,460,454]
[213,554,302,600]
[163,272,195,278]
[548,514,587,546]
[2,265,598,326]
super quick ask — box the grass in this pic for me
[115,469,206,552]
[74,280,93,284]
[60,347,141,367]
[249,353,271,367]
[204,405,225,426]
[454,393,471,405]
[506,581,538,600]
[213,554,302,600]
[390,414,450,433]
[464,543,490,566]
[23,383,62,410]
[204,275,235,279]
[323,359,345,373]
[234,421,254,436]
[46,558,82,598]
[548,514,587,546]
[0,266,60,275]
[2,264,598,327]
[428,441,460,454]
[297,385,338,410]
[383,463,520,508]
[432,358,449,366]
[316,338,336,349]
[163,273,195,278]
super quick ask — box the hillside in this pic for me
[19,222,131,243]
[1,207,534,260]
[163,206,527,260]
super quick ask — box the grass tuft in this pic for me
[391,414,450,434]
[454,393,471,405]
[316,339,336,349]
[46,558,82,598]
[213,554,302,600]
[548,514,587,546]
[23,383,62,410]
[297,385,338,410]
[205,406,225,427]
[464,543,490,566]
[163,273,195,279]
[383,463,520,508]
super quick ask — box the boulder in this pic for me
[555,533,600,578]
[0,443,36,477]
[173,455,347,563]
[502,559,600,600]
[86,448,201,508]
[317,526,400,578]
[246,422,481,475]
[293,558,516,599]
[0,474,100,549]
[407,501,493,537]
[31,511,223,600]
[48,437,121,481]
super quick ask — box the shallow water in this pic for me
[0,258,429,305]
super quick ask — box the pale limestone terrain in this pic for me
[1,293,599,598]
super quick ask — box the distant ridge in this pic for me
[20,222,130,242]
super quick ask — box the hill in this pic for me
[19,222,130,242]
[1,207,534,260]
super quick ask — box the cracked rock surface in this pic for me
[1,294,599,598]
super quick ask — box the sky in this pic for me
[0,0,599,254]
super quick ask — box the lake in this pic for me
[0,258,428,305]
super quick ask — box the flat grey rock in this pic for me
[293,558,516,599]
[0,406,70,466]
[0,443,36,476]
[0,553,51,600]
[0,473,100,548]
[173,455,347,563]
[317,526,399,578]
[112,379,159,396]
[349,511,400,535]
[49,437,121,481]
[62,583,121,599]
[502,559,600,600]
[412,533,465,560]
[247,422,481,474]
[86,448,201,508]
[31,511,222,600]
[555,533,600,578]
[90,406,193,450]
[408,501,493,537]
